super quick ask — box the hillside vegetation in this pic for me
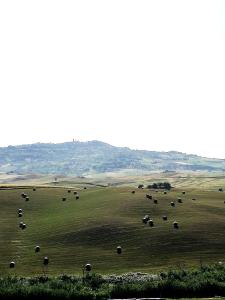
[1,140,225,175]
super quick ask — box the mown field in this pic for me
[1,178,225,276]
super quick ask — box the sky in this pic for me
[0,0,225,158]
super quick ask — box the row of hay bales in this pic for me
[142,215,178,228]
[10,186,121,270]
[11,189,48,268]
[145,193,185,207]
[62,190,80,201]
[132,189,186,231]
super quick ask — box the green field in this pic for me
[1,175,225,276]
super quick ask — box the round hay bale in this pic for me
[164,191,167,195]
[154,199,158,204]
[131,191,135,194]
[74,191,78,195]
[182,191,186,195]
[33,188,36,191]
[177,198,182,203]
[85,263,92,272]
[18,208,23,213]
[138,184,144,189]
[173,221,179,229]
[43,256,49,265]
[18,212,23,218]
[25,196,29,202]
[219,188,223,192]
[68,190,71,193]
[22,223,27,230]
[84,187,87,190]
[21,193,26,198]
[35,246,40,253]
[62,197,66,201]
[142,217,148,224]
[171,201,175,207]
[76,195,79,200]
[149,219,154,227]
[19,222,23,228]
[142,215,150,224]
[9,261,15,268]
[162,215,167,221]
[117,246,122,254]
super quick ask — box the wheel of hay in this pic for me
[173,221,179,229]
[9,261,15,268]
[43,256,49,265]
[149,219,154,227]
[35,246,40,253]
[116,246,122,254]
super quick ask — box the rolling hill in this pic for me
[1,184,225,275]
[1,140,225,176]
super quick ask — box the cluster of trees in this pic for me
[147,182,172,190]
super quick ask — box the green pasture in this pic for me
[1,181,225,276]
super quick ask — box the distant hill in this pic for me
[0,140,225,175]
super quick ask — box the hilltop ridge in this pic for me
[0,140,225,175]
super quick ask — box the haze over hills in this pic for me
[0,140,225,176]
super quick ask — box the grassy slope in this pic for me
[1,178,225,276]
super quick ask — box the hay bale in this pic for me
[18,212,23,218]
[10,261,15,268]
[173,221,179,229]
[35,246,40,253]
[142,217,148,224]
[19,222,23,228]
[68,190,71,193]
[74,191,78,195]
[18,208,23,213]
[85,263,92,271]
[192,198,196,201]
[177,198,182,203]
[171,201,175,207]
[22,223,27,230]
[33,188,36,191]
[76,195,79,200]
[149,219,154,227]
[62,197,66,201]
[164,191,167,195]
[43,256,49,265]
[138,184,144,189]
[21,193,26,198]
[182,191,186,195]
[154,199,158,204]
[117,246,122,254]
[25,196,29,201]
[84,187,87,190]
[131,191,135,194]
[219,188,223,192]
[142,215,150,224]
[162,215,167,221]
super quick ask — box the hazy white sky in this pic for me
[0,0,225,158]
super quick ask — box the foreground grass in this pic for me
[2,264,225,299]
